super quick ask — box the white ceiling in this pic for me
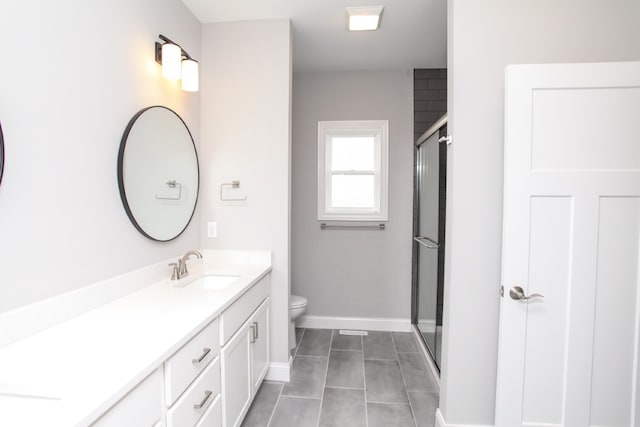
[181,0,447,72]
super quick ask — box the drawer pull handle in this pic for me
[250,324,256,343]
[193,390,213,410]
[254,321,259,340]
[192,348,211,366]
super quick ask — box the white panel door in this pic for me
[495,61,640,427]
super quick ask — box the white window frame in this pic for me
[317,120,389,221]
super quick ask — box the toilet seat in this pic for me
[290,295,308,309]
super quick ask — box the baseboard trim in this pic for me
[435,409,493,427]
[265,360,291,382]
[298,315,411,332]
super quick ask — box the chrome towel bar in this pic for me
[320,223,385,230]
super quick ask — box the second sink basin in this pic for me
[190,274,240,291]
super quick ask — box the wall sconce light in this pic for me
[155,34,199,92]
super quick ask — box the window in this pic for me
[318,120,389,221]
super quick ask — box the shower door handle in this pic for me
[414,236,439,249]
[509,286,544,301]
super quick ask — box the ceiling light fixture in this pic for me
[155,34,199,92]
[346,6,384,31]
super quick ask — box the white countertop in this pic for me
[0,251,271,426]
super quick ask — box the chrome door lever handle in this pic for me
[509,286,544,301]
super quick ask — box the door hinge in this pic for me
[500,285,504,297]
[439,135,452,145]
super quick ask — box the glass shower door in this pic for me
[414,127,446,369]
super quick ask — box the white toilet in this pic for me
[289,294,308,350]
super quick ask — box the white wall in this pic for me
[441,0,640,424]
[0,0,201,314]
[291,70,413,321]
[199,19,292,368]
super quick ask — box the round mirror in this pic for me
[118,106,199,241]
[0,121,4,186]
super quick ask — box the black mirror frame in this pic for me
[117,106,200,242]
[0,121,4,187]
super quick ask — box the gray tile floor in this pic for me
[241,328,439,427]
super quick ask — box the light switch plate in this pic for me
[207,222,217,238]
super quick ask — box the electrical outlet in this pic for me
[207,222,217,238]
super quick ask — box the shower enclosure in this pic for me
[412,114,447,371]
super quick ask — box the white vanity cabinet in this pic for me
[220,276,270,427]
[0,252,273,427]
[90,275,270,427]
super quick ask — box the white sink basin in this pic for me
[190,274,240,291]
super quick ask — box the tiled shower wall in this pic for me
[413,69,447,141]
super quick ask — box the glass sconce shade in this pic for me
[181,59,199,92]
[161,43,182,80]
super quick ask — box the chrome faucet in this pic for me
[169,250,203,280]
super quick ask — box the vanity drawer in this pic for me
[167,357,221,427]
[165,318,220,405]
[93,369,162,426]
[220,276,269,345]
[195,394,222,427]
